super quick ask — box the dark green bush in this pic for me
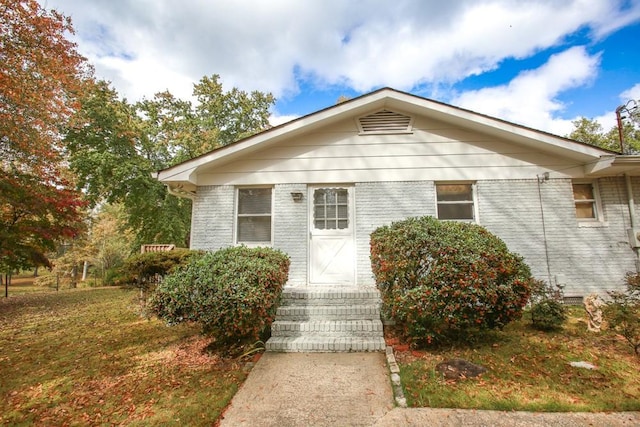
[122,248,199,290]
[148,246,290,345]
[530,300,567,331]
[605,272,640,356]
[370,216,533,345]
[528,279,567,331]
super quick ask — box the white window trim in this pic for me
[435,182,479,223]
[234,186,274,246]
[572,180,606,227]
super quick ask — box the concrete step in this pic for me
[271,319,384,337]
[266,336,386,352]
[279,287,381,306]
[266,286,385,353]
[275,304,381,321]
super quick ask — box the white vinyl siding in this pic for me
[236,187,273,244]
[196,117,584,186]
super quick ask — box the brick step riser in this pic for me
[272,321,383,332]
[265,337,386,352]
[271,320,383,337]
[276,307,381,320]
[272,331,384,338]
[277,314,381,321]
[279,298,380,306]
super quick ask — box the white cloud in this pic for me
[621,84,640,102]
[42,0,640,103]
[452,46,601,136]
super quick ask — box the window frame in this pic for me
[312,187,350,230]
[435,182,478,223]
[572,181,604,225]
[235,186,274,246]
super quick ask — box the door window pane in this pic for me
[314,188,349,230]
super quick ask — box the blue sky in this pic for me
[43,0,640,137]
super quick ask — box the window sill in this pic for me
[577,221,608,228]
[236,242,273,247]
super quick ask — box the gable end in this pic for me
[357,109,413,134]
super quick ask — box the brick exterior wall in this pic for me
[190,185,235,250]
[190,179,639,296]
[354,181,436,284]
[273,184,308,285]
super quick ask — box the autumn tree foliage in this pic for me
[64,75,274,248]
[0,0,92,273]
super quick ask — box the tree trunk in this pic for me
[82,261,89,281]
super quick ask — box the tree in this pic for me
[194,75,275,147]
[64,76,275,248]
[0,0,91,275]
[568,110,640,154]
[64,80,190,247]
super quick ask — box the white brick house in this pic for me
[157,88,640,300]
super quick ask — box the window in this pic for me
[236,188,272,244]
[313,188,349,230]
[572,182,599,221]
[436,183,475,221]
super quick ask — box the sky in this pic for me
[40,0,640,137]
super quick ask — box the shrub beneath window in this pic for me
[370,216,533,345]
[148,246,290,346]
[604,272,640,356]
[528,279,567,331]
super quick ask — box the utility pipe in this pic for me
[625,173,640,271]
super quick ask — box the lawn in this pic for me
[0,287,246,426]
[394,307,640,412]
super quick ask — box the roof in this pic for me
[157,87,639,193]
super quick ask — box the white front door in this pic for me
[309,186,355,285]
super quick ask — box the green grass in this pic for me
[395,307,640,412]
[0,287,246,425]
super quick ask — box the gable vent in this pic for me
[357,110,413,134]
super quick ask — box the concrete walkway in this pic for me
[219,352,640,427]
[219,353,393,426]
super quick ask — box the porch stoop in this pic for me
[265,286,386,352]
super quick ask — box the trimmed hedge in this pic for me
[370,216,533,344]
[148,246,290,345]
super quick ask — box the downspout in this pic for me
[536,174,553,283]
[624,173,640,271]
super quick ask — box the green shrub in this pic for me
[122,249,199,290]
[530,300,567,330]
[103,267,128,286]
[149,246,290,345]
[605,272,640,356]
[370,216,533,345]
[528,279,567,331]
